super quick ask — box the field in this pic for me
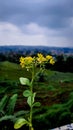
[0,61,73,130]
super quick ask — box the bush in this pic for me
[35,71,48,82]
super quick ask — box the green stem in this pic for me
[29,85,33,130]
[29,64,35,130]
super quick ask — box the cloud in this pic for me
[0,0,73,47]
[0,0,73,28]
[0,22,70,47]
[0,22,47,46]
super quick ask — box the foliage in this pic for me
[54,55,73,72]
[32,104,72,129]
[0,95,8,114]
[0,54,73,129]
[35,71,48,82]
[0,94,29,130]
[6,94,18,115]
[32,91,73,129]
[14,53,55,130]
[0,80,19,98]
[0,94,18,130]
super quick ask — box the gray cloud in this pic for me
[0,0,73,28]
[0,0,73,47]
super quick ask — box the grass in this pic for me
[0,61,73,82]
[0,61,31,82]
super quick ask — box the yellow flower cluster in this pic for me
[37,53,55,65]
[37,53,46,63]
[46,55,55,65]
[20,56,25,68]
[19,53,55,69]
[20,56,34,69]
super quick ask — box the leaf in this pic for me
[6,94,18,115]
[0,115,14,122]
[0,95,8,111]
[19,77,30,86]
[14,118,28,129]
[23,90,32,97]
[27,96,32,107]
[33,92,36,103]
[27,92,36,107]
[32,102,41,107]
[14,110,29,117]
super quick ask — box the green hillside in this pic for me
[0,61,31,81]
[0,61,73,82]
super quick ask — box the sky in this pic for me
[0,0,73,47]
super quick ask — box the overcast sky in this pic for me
[0,0,73,47]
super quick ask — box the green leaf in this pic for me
[27,92,36,107]
[0,115,14,122]
[6,94,18,115]
[23,90,32,97]
[14,110,29,117]
[14,118,28,129]
[27,96,32,107]
[0,95,8,111]
[32,92,36,105]
[33,92,36,103]
[33,102,41,107]
[19,77,30,86]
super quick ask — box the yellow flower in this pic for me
[20,56,25,63]
[19,57,25,68]
[46,55,55,65]
[37,53,46,63]
[19,56,34,69]
[46,55,53,61]
[49,58,55,65]
[24,57,33,65]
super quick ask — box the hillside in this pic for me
[0,61,73,82]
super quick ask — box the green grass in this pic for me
[0,61,73,82]
[0,61,31,82]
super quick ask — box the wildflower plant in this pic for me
[14,53,55,130]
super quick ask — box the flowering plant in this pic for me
[14,53,55,130]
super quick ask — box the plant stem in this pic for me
[29,83,33,130]
[29,64,35,130]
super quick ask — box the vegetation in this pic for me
[0,49,73,72]
[14,53,55,130]
[0,53,73,130]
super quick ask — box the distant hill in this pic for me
[0,45,73,55]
